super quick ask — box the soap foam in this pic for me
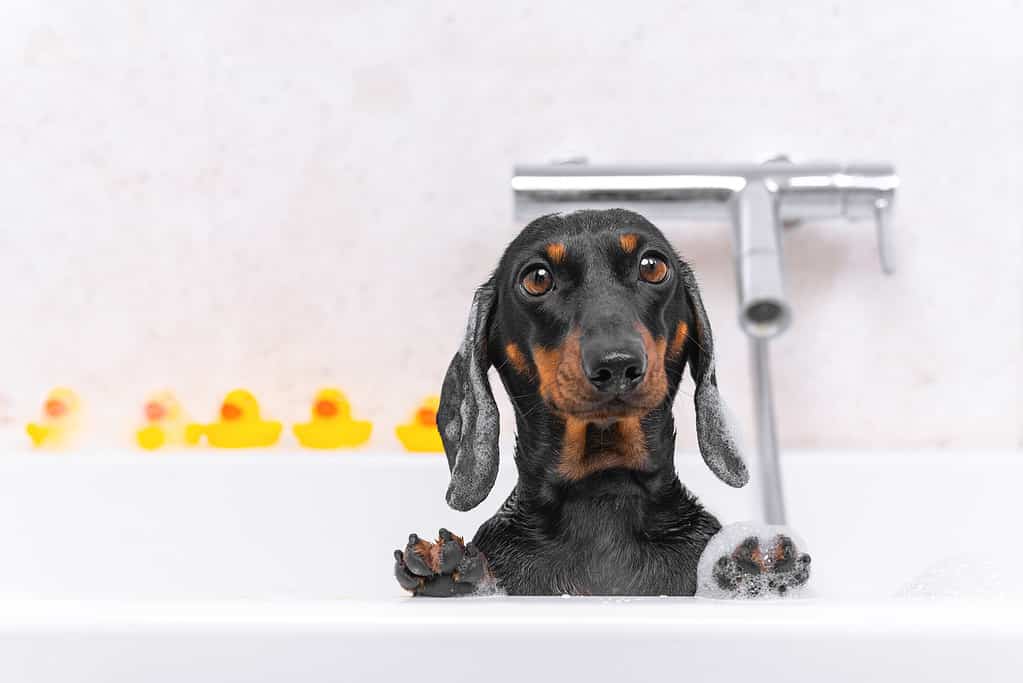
[696,521,812,599]
[898,554,1019,601]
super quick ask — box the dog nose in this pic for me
[581,339,647,394]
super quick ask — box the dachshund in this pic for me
[393,209,810,597]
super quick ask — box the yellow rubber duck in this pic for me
[395,396,444,453]
[26,387,82,449]
[293,388,372,449]
[136,391,198,450]
[193,389,282,449]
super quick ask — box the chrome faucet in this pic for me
[511,158,897,524]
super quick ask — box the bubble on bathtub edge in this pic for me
[897,554,1018,601]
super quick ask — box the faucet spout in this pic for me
[733,180,790,339]
[733,179,790,523]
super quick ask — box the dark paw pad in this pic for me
[393,528,491,597]
[711,533,811,598]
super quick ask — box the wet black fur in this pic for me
[463,209,723,596]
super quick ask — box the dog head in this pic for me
[438,209,748,511]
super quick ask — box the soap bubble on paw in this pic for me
[696,521,812,600]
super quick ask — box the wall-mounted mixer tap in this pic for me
[512,159,898,524]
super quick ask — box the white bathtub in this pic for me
[0,446,1020,681]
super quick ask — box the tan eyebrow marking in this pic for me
[619,233,639,253]
[545,242,566,264]
[668,321,689,359]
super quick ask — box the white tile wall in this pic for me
[1,1,1020,448]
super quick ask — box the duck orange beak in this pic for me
[145,401,166,422]
[220,403,242,421]
[415,407,436,427]
[314,399,338,418]
[44,399,67,418]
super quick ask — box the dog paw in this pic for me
[393,528,492,597]
[710,534,811,598]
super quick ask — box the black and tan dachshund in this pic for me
[394,209,809,597]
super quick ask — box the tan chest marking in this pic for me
[557,416,649,480]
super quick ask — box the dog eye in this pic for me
[520,266,555,296]
[639,253,670,284]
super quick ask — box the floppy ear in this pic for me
[678,264,750,488]
[437,280,500,511]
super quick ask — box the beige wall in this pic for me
[1,1,1020,448]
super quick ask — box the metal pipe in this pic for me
[512,161,897,224]
[751,337,786,524]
